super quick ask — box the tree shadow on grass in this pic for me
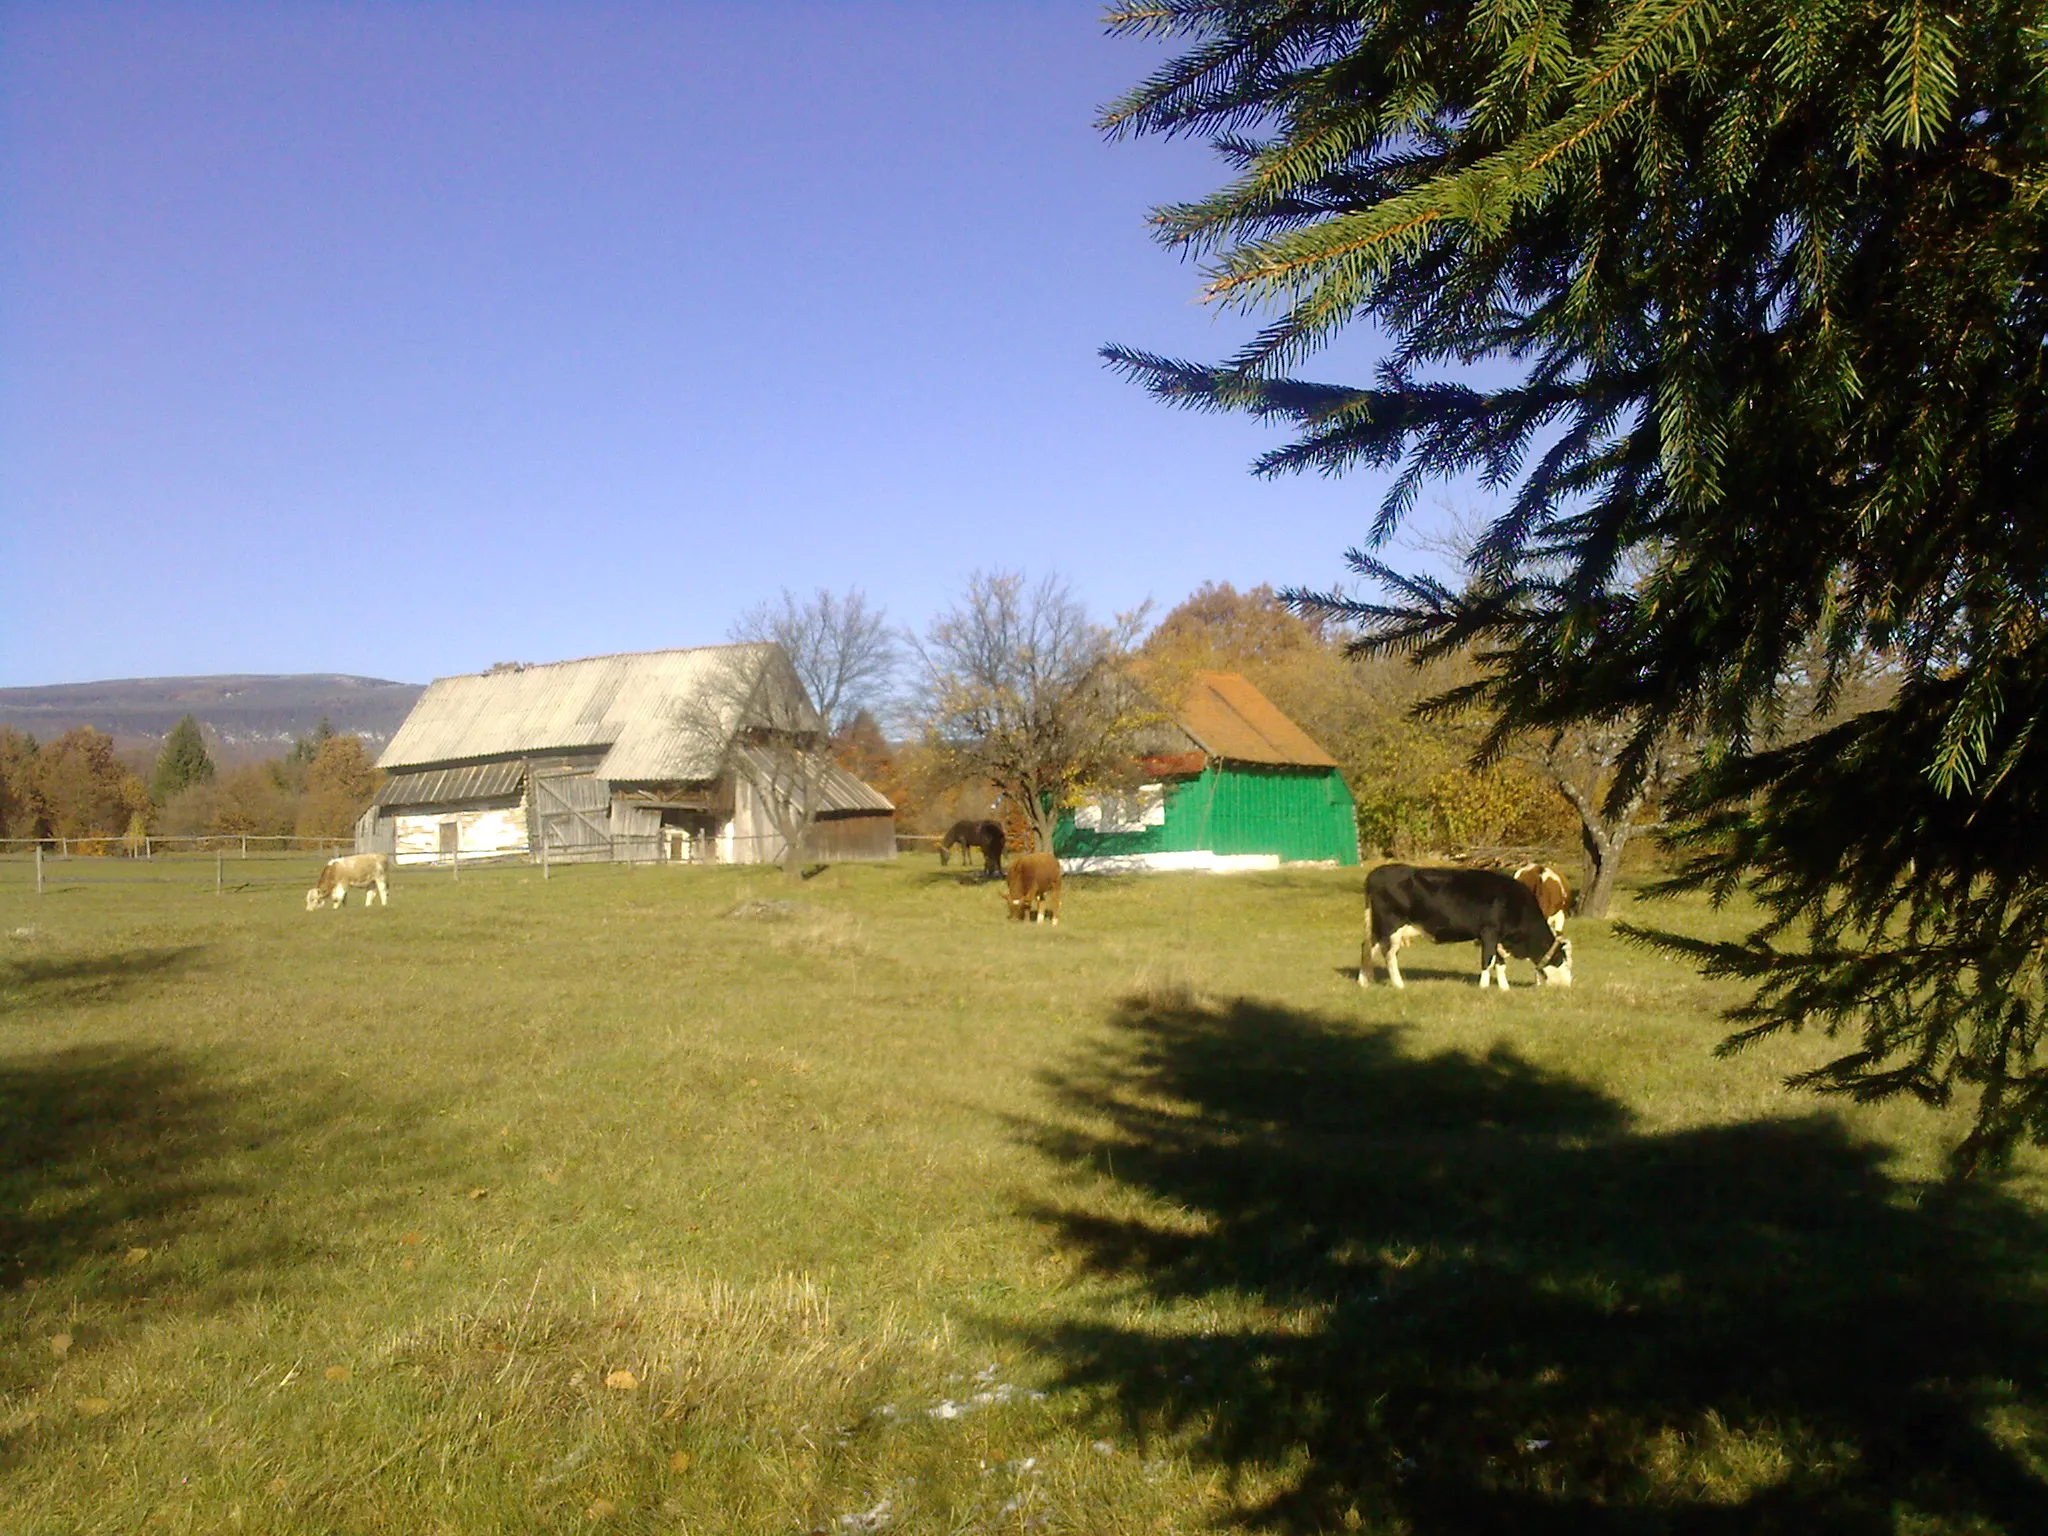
[1014,992,2048,1533]
[0,1044,236,1290]
[0,945,208,1020]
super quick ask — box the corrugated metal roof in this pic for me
[1177,671,1340,768]
[373,760,526,808]
[731,747,895,813]
[378,645,821,782]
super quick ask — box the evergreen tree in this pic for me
[1104,0,2048,1169]
[285,716,336,769]
[149,715,216,805]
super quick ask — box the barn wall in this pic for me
[609,798,662,861]
[1206,765,1359,864]
[390,803,528,865]
[803,812,896,863]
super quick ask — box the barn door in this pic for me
[530,773,613,861]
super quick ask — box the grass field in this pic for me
[2,855,2045,1534]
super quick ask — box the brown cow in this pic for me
[1004,852,1062,924]
[1513,863,1570,935]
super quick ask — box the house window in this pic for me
[439,820,459,857]
[1075,783,1166,834]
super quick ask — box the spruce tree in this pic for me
[1103,0,2048,1170]
[149,715,215,805]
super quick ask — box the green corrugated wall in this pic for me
[1055,763,1359,865]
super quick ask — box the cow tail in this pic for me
[1360,898,1375,987]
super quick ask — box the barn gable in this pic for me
[361,645,892,867]
[1054,671,1358,872]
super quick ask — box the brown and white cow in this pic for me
[1004,852,1062,924]
[306,852,391,910]
[1513,863,1571,935]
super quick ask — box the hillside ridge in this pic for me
[0,672,425,748]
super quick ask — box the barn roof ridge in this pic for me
[423,641,773,687]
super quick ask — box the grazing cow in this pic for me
[1004,852,1062,924]
[1514,862,1571,935]
[1361,863,1570,989]
[940,818,1006,878]
[306,852,391,911]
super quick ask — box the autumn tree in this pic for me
[34,729,145,840]
[294,735,382,841]
[0,729,40,839]
[1105,0,2048,1170]
[914,571,1156,850]
[209,764,295,838]
[149,715,216,805]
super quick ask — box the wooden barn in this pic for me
[359,645,894,866]
[1054,671,1359,873]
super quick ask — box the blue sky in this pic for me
[0,1,1420,689]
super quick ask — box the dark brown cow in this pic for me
[1004,852,1062,924]
[940,819,1006,878]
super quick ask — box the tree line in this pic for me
[0,714,381,848]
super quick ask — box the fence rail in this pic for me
[0,837,819,895]
[0,833,353,858]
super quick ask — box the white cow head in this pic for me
[1536,937,1573,987]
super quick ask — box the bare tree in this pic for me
[914,572,1156,850]
[674,644,832,879]
[729,588,899,737]
[1537,724,1692,919]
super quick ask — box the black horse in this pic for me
[939,819,1006,878]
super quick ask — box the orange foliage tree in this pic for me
[294,735,382,841]
[33,729,146,841]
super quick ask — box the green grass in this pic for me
[1,856,2044,1533]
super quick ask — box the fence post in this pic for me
[241,835,248,859]
[452,840,459,882]
[216,850,223,896]
[59,836,67,859]
[35,845,43,895]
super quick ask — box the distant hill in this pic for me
[0,674,425,752]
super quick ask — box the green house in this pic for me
[1054,671,1359,872]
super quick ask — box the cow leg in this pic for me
[1384,924,1417,990]
[1480,933,1510,989]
